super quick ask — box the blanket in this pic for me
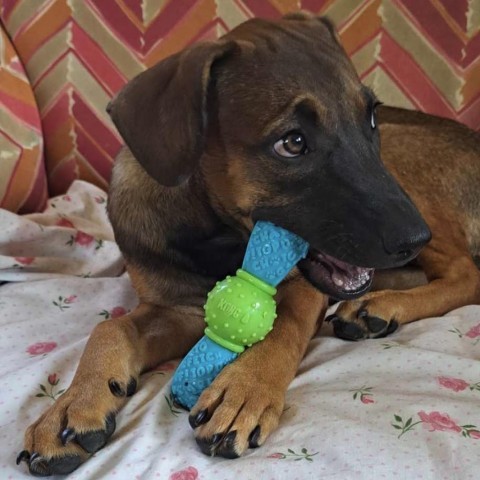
[1,181,479,480]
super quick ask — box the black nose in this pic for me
[383,224,432,262]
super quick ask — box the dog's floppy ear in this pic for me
[107,41,236,187]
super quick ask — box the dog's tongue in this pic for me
[310,250,373,292]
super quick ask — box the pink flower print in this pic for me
[75,231,94,246]
[14,257,35,265]
[110,306,127,318]
[169,466,198,480]
[56,218,74,228]
[99,307,127,319]
[350,385,374,403]
[437,376,470,392]
[268,453,286,459]
[27,342,57,356]
[53,295,76,311]
[469,430,480,439]
[361,396,374,404]
[418,411,461,433]
[37,373,65,401]
[465,323,480,339]
[62,195,72,201]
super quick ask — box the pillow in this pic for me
[0,23,47,213]
[0,0,218,195]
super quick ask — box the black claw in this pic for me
[196,432,224,456]
[248,425,261,448]
[332,319,365,341]
[218,430,239,459]
[75,413,116,454]
[16,450,30,465]
[126,377,137,397]
[29,452,40,463]
[386,319,399,334]
[188,409,208,429]
[365,316,388,333]
[105,412,116,437]
[108,378,125,397]
[29,454,83,476]
[60,427,76,446]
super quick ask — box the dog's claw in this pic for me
[332,318,365,340]
[248,425,261,448]
[217,430,239,459]
[108,378,125,397]
[126,377,137,397]
[386,319,399,334]
[75,412,116,454]
[29,452,40,463]
[325,314,337,323]
[365,316,387,333]
[189,409,208,429]
[16,450,30,465]
[60,427,76,446]
[196,433,224,456]
[28,453,83,476]
[329,304,400,340]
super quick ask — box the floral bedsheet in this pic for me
[0,181,479,480]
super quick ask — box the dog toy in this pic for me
[171,221,309,409]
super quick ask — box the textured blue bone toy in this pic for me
[171,221,309,409]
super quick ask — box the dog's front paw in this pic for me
[188,362,284,459]
[327,291,404,340]
[17,374,136,476]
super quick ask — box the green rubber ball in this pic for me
[204,269,277,353]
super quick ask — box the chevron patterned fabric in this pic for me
[0,0,478,201]
[0,23,47,213]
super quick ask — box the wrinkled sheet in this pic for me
[1,181,479,480]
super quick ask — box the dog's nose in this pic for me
[383,225,432,262]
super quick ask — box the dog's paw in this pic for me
[188,362,284,459]
[17,375,137,476]
[327,291,405,340]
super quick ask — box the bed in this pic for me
[1,181,479,480]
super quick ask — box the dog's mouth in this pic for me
[298,247,374,300]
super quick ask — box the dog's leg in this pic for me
[329,213,480,340]
[19,303,204,476]
[188,275,327,458]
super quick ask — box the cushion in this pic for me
[0,22,47,213]
[0,0,218,195]
[1,1,478,198]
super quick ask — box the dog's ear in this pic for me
[284,12,342,45]
[107,41,236,187]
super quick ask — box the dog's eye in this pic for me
[274,132,308,158]
[370,102,382,130]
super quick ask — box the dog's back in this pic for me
[379,106,480,257]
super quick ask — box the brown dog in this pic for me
[17,12,480,476]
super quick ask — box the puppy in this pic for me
[17,12,480,476]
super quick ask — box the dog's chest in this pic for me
[173,224,247,279]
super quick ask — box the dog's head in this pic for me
[108,12,431,300]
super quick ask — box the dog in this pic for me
[17,12,480,476]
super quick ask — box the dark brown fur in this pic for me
[18,12,480,476]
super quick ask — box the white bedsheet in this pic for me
[1,181,479,480]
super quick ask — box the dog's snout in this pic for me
[383,223,432,263]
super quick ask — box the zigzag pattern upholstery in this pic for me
[0,0,478,198]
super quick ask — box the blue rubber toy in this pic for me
[171,221,309,409]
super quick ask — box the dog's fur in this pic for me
[18,12,480,476]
